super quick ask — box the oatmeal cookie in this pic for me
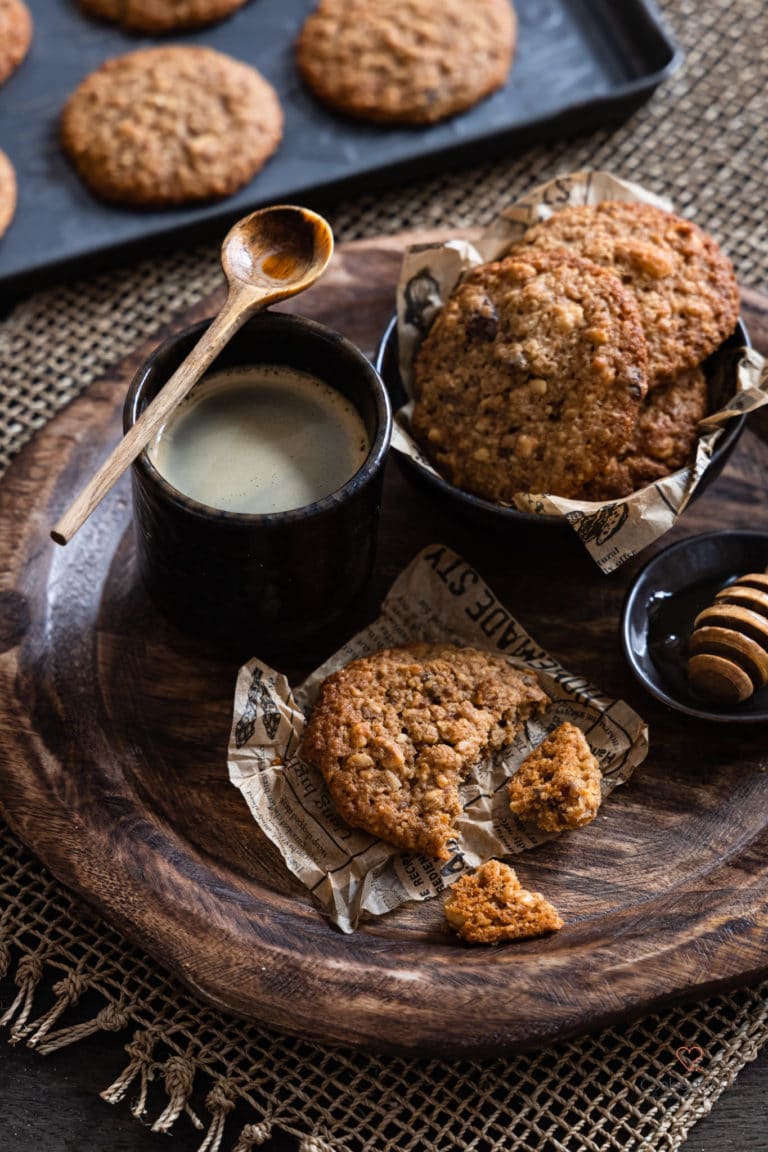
[508,722,602,833]
[444,860,563,944]
[518,202,740,387]
[300,644,548,860]
[0,150,16,239]
[296,0,516,125]
[583,365,708,500]
[0,0,32,87]
[411,250,648,501]
[60,47,282,206]
[78,0,247,33]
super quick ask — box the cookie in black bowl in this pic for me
[375,315,750,534]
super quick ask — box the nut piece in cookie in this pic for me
[412,250,648,501]
[444,860,563,944]
[79,0,247,33]
[299,644,549,860]
[518,202,740,388]
[0,0,32,87]
[296,0,516,125]
[0,149,17,239]
[60,47,283,207]
[508,722,602,833]
[584,365,708,500]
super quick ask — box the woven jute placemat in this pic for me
[2,1,767,1148]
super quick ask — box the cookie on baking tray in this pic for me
[0,0,32,87]
[60,46,282,207]
[444,860,563,944]
[583,365,708,500]
[518,202,740,388]
[0,149,17,239]
[299,644,549,860]
[296,0,516,125]
[411,249,649,502]
[78,0,247,33]
[508,722,602,833]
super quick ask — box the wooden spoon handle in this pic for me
[51,286,256,545]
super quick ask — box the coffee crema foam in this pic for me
[147,366,370,514]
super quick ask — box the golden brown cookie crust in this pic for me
[411,249,649,502]
[0,0,32,87]
[299,645,548,860]
[78,0,247,33]
[296,0,516,125]
[508,722,602,833]
[444,860,563,944]
[584,365,708,500]
[519,202,740,387]
[0,149,17,239]
[60,46,283,207]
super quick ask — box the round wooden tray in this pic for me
[1,236,768,1056]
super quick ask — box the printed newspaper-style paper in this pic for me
[229,546,648,932]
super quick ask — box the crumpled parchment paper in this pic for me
[229,545,648,932]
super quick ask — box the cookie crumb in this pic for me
[508,722,602,832]
[444,860,563,944]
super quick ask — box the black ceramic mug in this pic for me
[123,312,392,653]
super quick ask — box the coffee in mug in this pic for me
[147,366,369,514]
[125,311,392,652]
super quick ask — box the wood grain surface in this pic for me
[0,233,767,1057]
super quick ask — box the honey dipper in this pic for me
[687,573,768,703]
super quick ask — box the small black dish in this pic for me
[622,531,768,723]
[375,315,751,534]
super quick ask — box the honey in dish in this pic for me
[147,366,369,514]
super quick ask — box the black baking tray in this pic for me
[0,0,680,300]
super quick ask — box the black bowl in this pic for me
[622,530,768,724]
[375,315,751,534]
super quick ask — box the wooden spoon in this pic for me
[51,205,334,546]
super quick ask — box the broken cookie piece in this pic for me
[299,644,548,860]
[508,721,602,833]
[444,859,563,944]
